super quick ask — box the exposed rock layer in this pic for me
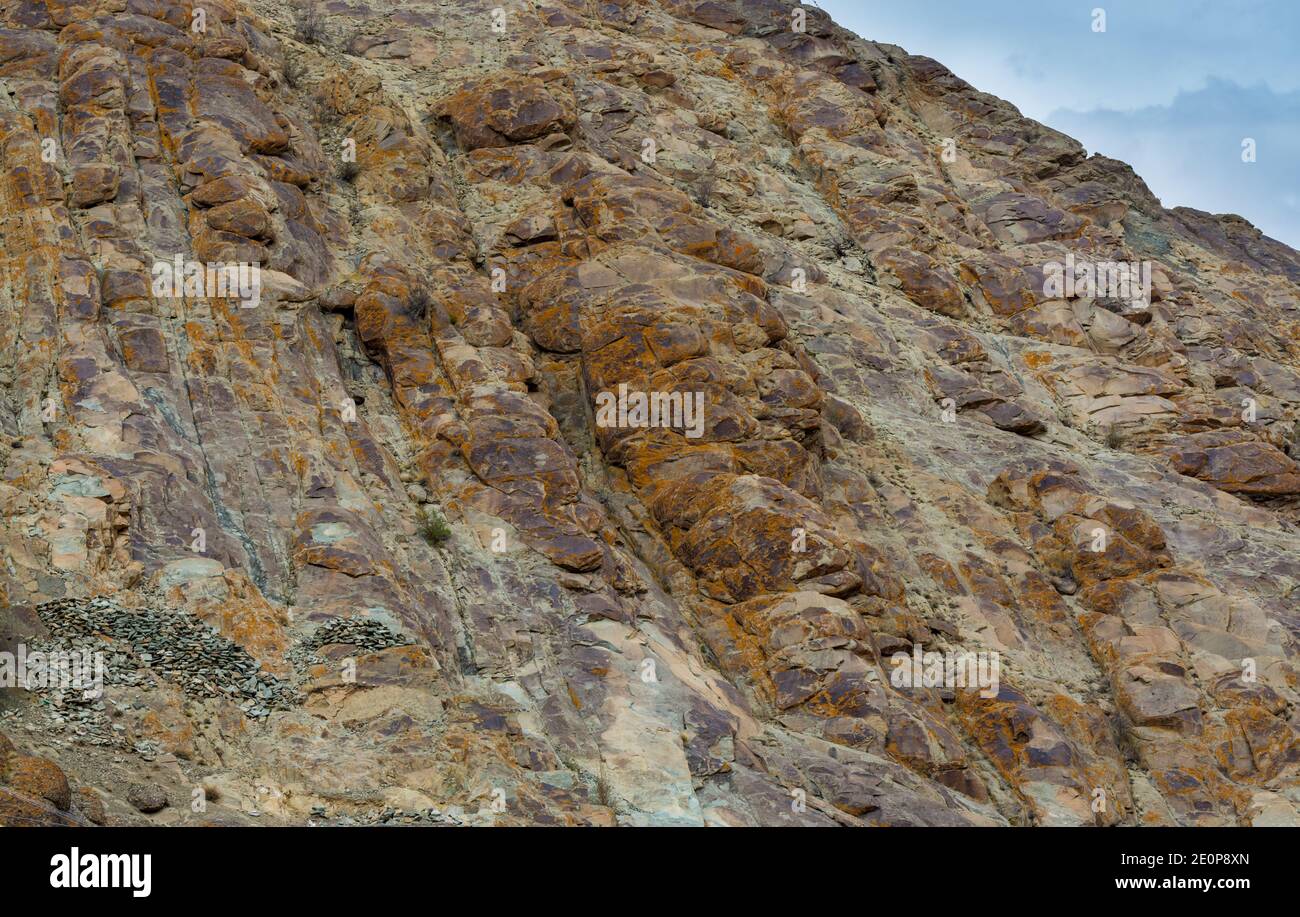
[0,0,1296,827]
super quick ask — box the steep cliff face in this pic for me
[0,0,1297,827]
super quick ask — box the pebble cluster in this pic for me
[35,596,300,718]
[21,634,142,746]
[314,805,464,827]
[287,617,413,672]
[305,617,413,652]
[19,601,416,751]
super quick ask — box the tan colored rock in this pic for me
[433,72,577,151]
[0,0,1294,830]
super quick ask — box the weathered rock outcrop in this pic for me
[0,0,1295,827]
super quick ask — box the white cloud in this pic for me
[815,0,1300,246]
[1048,80,1300,247]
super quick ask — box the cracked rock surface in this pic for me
[0,0,1297,826]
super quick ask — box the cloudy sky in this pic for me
[816,0,1300,248]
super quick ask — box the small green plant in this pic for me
[407,286,431,318]
[416,507,451,545]
[293,0,325,44]
[337,160,360,183]
[341,28,365,56]
[691,177,715,209]
[282,53,305,90]
[1105,425,1124,449]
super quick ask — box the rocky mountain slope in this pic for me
[1,0,1297,827]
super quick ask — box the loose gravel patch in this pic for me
[35,597,301,719]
